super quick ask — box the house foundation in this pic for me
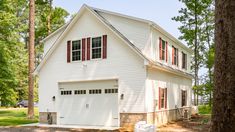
[39,112,57,124]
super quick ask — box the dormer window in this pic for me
[72,40,81,61]
[182,52,187,69]
[159,37,168,62]
[172,46,178,66]
[92,37,102,59]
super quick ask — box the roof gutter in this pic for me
[148,61,194,79]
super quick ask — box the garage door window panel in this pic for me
[89,89,102,94]
[61,90,72,95]
[74,90,86,95]
[105,89,118,94]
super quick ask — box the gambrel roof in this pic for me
[35,4,193,79]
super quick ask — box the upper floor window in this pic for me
[72,40,81,61]
[181,90,187,106]
[159,38,168,62]
[92,37,102,59]
[67,35,107,63]
[182,52,187,69]
[159,88,167,109]
[172,46,178,66]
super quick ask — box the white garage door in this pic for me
[58,80,118,127]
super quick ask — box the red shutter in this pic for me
[87,37,90,60]
[159,37,162,60]
[103,35,107,59]
[67,41,71,63]
[82,38,86,61]
[165,89,167,109]
[172,46,174,65]
[159,87,161,110]
[166,41,168,62]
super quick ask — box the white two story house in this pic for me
[34,4,193,127]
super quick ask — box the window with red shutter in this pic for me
[159,38,167,61]
[172,46,178,66]
[159,87,167,109]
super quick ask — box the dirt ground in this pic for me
[0,115,210,132]
[157,115,211,132]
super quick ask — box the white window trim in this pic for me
[71,40,82,62]
[91,36,103,60]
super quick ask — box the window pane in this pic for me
[92,37,101,48]
[72,51,81,61]
[72,40,81,50]
[92,48,101,59]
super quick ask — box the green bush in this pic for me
[198,105,212,114]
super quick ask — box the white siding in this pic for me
[38,10,147,115]
[43,29,64,55]
[97,11,151,51]
[146,68,192,112]
[97,12,191,74]
[151,27,191,73]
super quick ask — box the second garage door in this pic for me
[58,80,118,127]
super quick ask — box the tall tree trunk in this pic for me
[28,0,35,119]
[47,0,52,35]
[211,0,235,131]
[194,0,199,106]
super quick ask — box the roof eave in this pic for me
[148,61,194,79]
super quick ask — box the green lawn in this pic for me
[0,108,39,126]
[198,105,212,115]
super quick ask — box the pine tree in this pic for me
[28,0,35,119]
[211,0,235,131]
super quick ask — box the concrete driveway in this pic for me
[0,126,119,132]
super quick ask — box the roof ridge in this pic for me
[90,6,192,53]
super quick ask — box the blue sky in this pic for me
[53,0,184,40]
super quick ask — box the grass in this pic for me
[0,108,39,126]
[198,105,212,115]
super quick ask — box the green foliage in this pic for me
[0,108,38,126]
[198,105,212,115]
[0,0,69,106]
[173,0,214,105]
